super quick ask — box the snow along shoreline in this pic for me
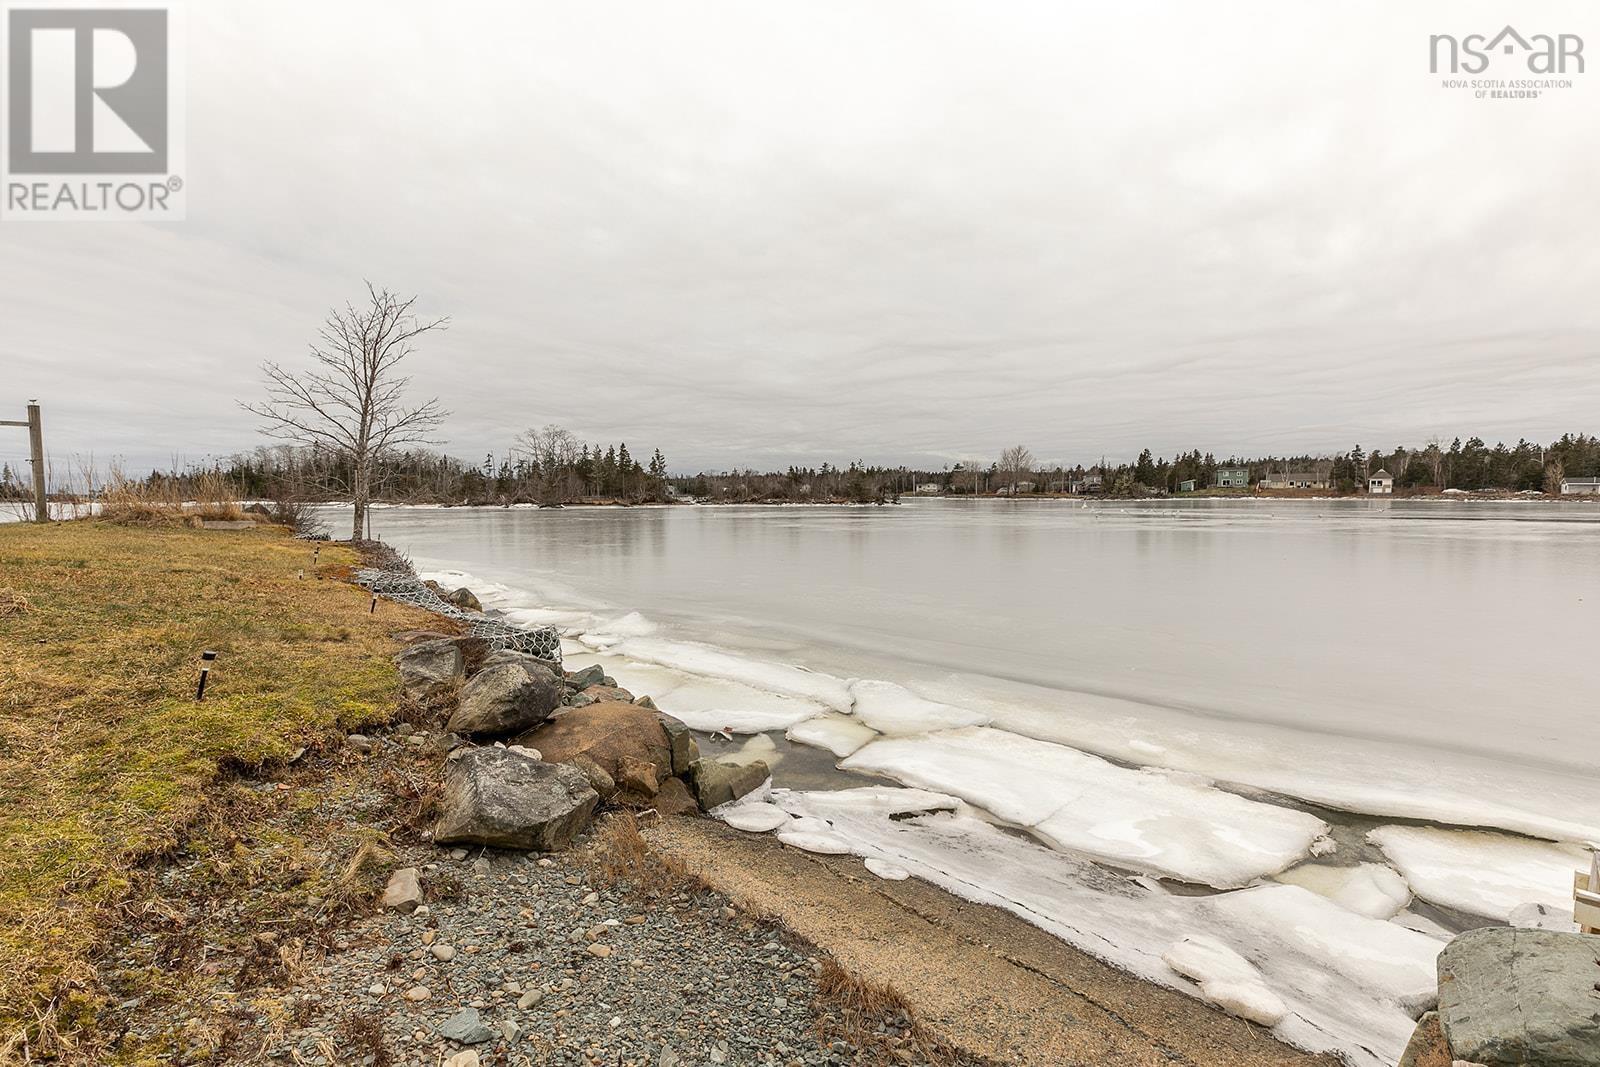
[418,563,1596,1067]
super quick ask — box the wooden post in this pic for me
[27,404,45,523]
[0,402,46,522]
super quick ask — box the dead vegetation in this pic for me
[814,959,962,1067]
[590,811,701,900]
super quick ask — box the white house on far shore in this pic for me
[1367,469,1394,494]
[1562,477,1600,495]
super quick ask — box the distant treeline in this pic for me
[16,431,1598,505]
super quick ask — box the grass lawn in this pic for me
[0,520,428,1057]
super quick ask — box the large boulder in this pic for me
[395,639,464,703]
[481,648,562,676]
[447,662,562,737]
[1438,927,1600,1066]
[516,704,673,799]
[434,747,597,851]
[685,757,769,811]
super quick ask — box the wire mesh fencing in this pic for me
[352,567,563,666]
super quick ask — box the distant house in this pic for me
[1214,467,1250,489]
[1069,473,1103,494]
[1367,469,1394,495]
[1561,477,1600,495]
[994,481,1034,497]
[1260,470,1330,491]
[914,482,942,495]
[1177,478,1197,493]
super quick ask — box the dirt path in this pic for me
[647,818,1341,1067]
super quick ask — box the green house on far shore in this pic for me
[1214,466,1250,489]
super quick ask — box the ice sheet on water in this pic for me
[770,787,1440,1067]
[716,733,783,770]
[1162,936,1286,1026]
[610,637,854,712]
[1367,825,1588,921]
[840,727,1326,887]
[1274,862,1411,919]
[786,714,879,757]
[967,686,1600,843]
[847,680,988,735]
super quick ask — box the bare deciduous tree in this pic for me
[999,445,1034,495]
[514,424,582,504]
[244,284,449,540]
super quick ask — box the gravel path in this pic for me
[269,839,950,1067]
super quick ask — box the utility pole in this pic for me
[1,402,47,522]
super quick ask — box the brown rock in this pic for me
[616,755,660,797]
[1397,1011,1451,1067]
[651,775,699,817]
[517,704,673,799]
[568,753,617,799]
[582,685,635,704]
[380,867,423,912]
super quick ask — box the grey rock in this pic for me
[447,662,562,737]
[480,648,562,676]
[379,867,422,912]
[685,758,769,811]
[657,715,700,776]
[437,1006,494,1044]
[1438,926,1600,1066]
[345,733,373,753]
[565,664,605,690]
[394,639,464,703]
[435,747,598,851]
[445,587,483,612]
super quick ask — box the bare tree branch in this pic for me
[241,283,450,538]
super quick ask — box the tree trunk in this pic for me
[351,453,369,540]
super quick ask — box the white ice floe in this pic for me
[776,829,854,854]
[1508,901,1580,932]
[841,727,1327,888]
[1274,862,1411,919]
[1161,935,1286,1026]
[847,679,988,735]
[970,687,1600,844]
[1193,884,1440,1017]
[768,786,1441,1067]
[1367,825,1589,921]
[610,637,854,712]
[786,714,879,757]
[720,803,793,833]
[864,858,910,880]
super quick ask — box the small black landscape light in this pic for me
[369,591,378,614]
[196,650,218,700]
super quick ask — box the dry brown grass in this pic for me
[815,958,957,1066]
[590,811,701,900]
[97,466,250,526]
[0,521,429,1060]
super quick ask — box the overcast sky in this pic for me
[3,0,1598,478]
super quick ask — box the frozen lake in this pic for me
[342,498,1600,1064]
